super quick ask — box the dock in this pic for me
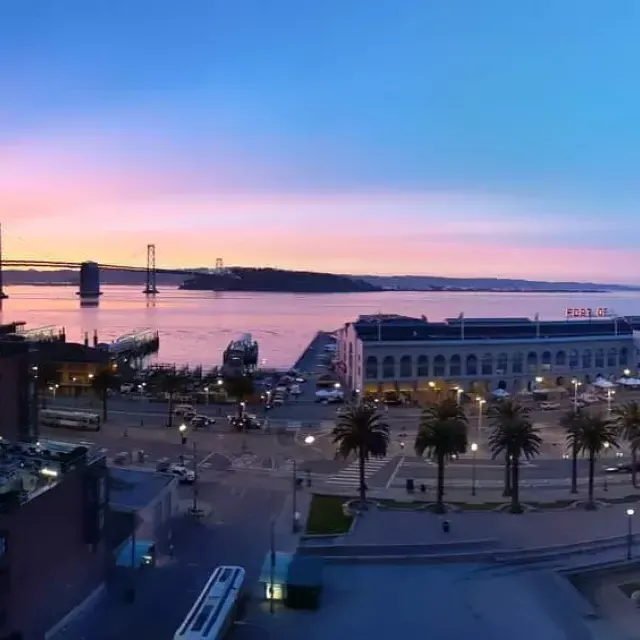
[108,329,159,359]
[14,325,66,343]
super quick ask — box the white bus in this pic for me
[174,566,246,640]
[39,409,101,432]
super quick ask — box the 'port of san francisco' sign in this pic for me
[565,307,609,319]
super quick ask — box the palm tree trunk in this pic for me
[436,453,445,513]
[358,448,366,507]
[587,450,595,508]
[168,393,174,428]
[503,453,512,497]
[632,447,638,488]
[510,457,522,514]
[570,443,578,494]
[101,390,108,423]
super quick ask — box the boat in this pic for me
[222,333,259,375]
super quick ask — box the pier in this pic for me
[15,325,66,343]
[108,329,160,359]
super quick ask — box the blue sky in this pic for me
[2,0,640,279]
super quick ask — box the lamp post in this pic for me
[604,442,610,492]
[534,376,543,389]
[624,369,631,378]
[627,508,635,560]
[179,422,187,447]
[291,435,316,532]
[454,386,463,406]
[476,397,486,441]
[204,386,209,404]
[571,378,581,412]
[471,442,478,496]
[607,389,615,416]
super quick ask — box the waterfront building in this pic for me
[335,313,640,396]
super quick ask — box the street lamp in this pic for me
[627,508,635,560]
[204,386,209,404]
[179,423,187,446]
[454,386,463,406]
[607,389,615,416]
[571,379,581,412]
[476,397,486,441]
[604,442,611,492]
[471,442,478,496]
[624,369,631,377]
[535,376,543,387]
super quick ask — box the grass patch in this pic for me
[305,495,353,535]
[605,495,640,505]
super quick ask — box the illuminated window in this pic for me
[266,583,284,601]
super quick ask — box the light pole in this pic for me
[476,397,486,441]
[624,368,631,378]
[204,386,209,404]
[604,442,610,492]
[607,389,615,416]
[191,439,199,514]
[291,435,316,532]
[627,508,635,560]
[471,442,478,496]
[534,376,543,389]
[454,386,463,406]
[571,379,581,412]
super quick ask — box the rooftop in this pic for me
[108,467,175,512]
[352,314,638,342]
[36,341,110,364]
[262,561,603,640]
[0,438,97,511]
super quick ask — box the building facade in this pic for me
[336,314,640,396]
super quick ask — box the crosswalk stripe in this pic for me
[324,458,391,487]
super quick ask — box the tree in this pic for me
[223,375,255,419]
[160,370,186,429]
[332,401,389,507]
[560,408,585,494]
[487,399,541,514]
[414,397,468,513]
[91,367,120,423]
[612,401,640,488]
[34,362,61,408]
[574,410,618,509]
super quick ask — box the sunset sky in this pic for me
[3,1,640,282]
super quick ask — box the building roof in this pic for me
[108,467,175,512]
[352,314,636,342]
[36,341,110,364]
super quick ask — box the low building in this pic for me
[108,467,178,555]
[0,440,108,639]
[0,339,36,443]
[336,313,640,396]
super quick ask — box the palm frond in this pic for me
[332,402,390,460]
[414,397,468,459]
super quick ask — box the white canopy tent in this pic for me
[593,378,616,389]
[491,388,509,398]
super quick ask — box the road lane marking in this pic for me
[385,456,405,488]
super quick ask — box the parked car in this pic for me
[190,415,215,429]
[167,464,195,484]
[604,462,640,474]
[540,401,560,410]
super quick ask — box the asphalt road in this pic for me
[53,480,286,640]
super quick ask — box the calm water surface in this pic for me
[1,285,640,369]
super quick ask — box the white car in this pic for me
[168,464,195,484]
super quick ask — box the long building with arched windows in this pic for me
[334,314,640,396]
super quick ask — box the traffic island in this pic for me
[305,495,354,535]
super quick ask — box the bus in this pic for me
[39,409,101,431]
[174,566,246,640]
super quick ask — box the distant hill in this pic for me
[358,275,640,292]
[180,267,380,293]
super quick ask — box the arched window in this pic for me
[399,355,412,378]
[417,355,429,377]
[608,347,618,368]
[620,347,629,367]
[527,351,538,373]
[382,355,395,379]
[569,349,579,370]
[496,353,508,374]
[449,354,461,376]
[433,355,446,377]
[582,349,592,369]
[541,351,552,367]
[555,351,566,367]
[595,349,604,368]
[512,352,523,374]
[365,356,378,379]
[481,353,494,376]
[466,354,478,376]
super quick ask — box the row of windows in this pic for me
[364,348,630,379]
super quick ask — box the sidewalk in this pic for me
[273,487,313,553]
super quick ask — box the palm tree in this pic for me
[560,408,585,494]
[332,401,390,507]
[414,397,468,513]
[488,399,541,514]
[160,369,186,428]
[612,401,640,488]
[91,367,120,423]
[574,410,618,509]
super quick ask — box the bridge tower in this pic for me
[76,261,101,299]
[0,223,8,299]
[143,243,159,294]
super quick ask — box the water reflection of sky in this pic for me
[1,286,639,369]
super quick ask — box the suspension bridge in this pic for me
[0,225,222,299]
